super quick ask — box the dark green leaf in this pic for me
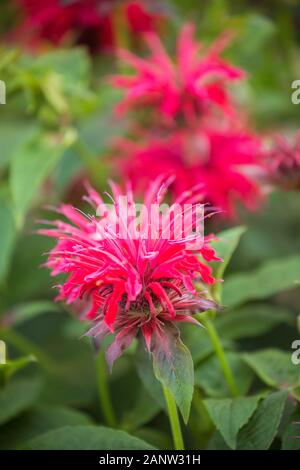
[215,304,294,340]
[181,323,233,364]
[10,131,72,226]
[0,377,42,425]
[0,120,33,170]
[0,193,16,284]
[195,352,254,398]
[133,428,172,450]
[243,349,300,389]
[2,300,60,327]
[223,255,300,308]
[0,405,93,450]
[237,390,288,450]
[207,431,230,450]
[204,395,261,449]
[135,342,165,409]
[2,234,54,304]
[152,325,194,423]
[212,226,246,301]
[41,338,97,407]
[121,387,161,432]
[24,425,156,450]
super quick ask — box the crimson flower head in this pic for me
[264,133,300,191]
[14,0,163,53]
[125,1,164,34]
[39,177,220,368]
[110,23,245,123]
[117,128,263,218]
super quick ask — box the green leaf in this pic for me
[223,255,300,308]
[4,317,96,407]
[232,191,300,270]
[0,192,16,284]
[152,325,194,423]
[243,349,300,389]
[41,337,97,407]
[212,226,246,301]
[30,48,91,84]
[135,342,165,409]
[181,323,234,364]
[204,395,261,449]
[0,405,93,450]
[17,48,96,120]
[121,386,161,432]
[1,300,60,327]
[108,360,161,433]
[152,326,194,423]
[0,377,42,425]
[208,431,230,450]
[133,428,172,451]
[79,86,125,155]
[0,120,34,170]
[230,14,276,70]
[195,352,254,398]
[215,304,294,340]
[10,131,72,226]
[2,233,54,304]
[24,425,156,450]
[237,390,288,450]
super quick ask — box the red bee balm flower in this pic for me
[117,128,263,218]
[14,0,163,53]
[126,1,162,34]
[264,133,300,191]
[14,0,114,52]
[39,177,220,368]
[110,23,245,123]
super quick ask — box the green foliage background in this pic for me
[0,0,300,450]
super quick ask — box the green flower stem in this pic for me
[202,318,239,397]
[0,327,56,373]
[96,351,117,428]
[162,384,185,450]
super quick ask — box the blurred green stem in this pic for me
[96,351,117,428]
[162,384,185,450]
[0,327,56,373]
[202,318,239,397]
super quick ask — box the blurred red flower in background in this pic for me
[264,132,300,191]
[116,128,263,217]
[39,177,220,368]
[110,23,245,124]
[14,0,164,53]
